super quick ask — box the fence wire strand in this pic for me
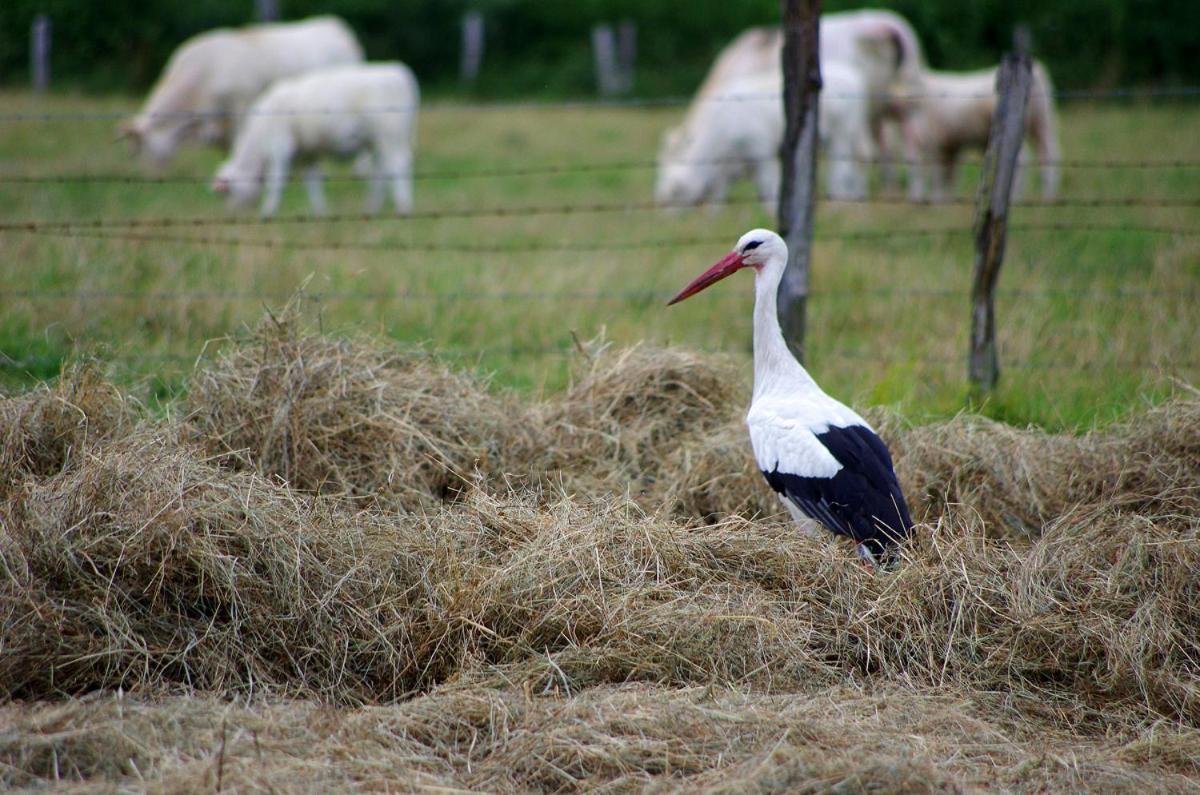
[2,84,1199,124]
[6,155,1200,187]
[2,193,1198,236]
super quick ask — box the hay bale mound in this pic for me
[897,397,1200,533]
[0,366,134,497]
[186,313,535,509]
[0,433,444,702]
[3,431,1198,723]
[655,416,779,521]
[539,345,741,496]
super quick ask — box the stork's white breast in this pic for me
[746,395,870,479]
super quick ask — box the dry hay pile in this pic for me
[2,325,1199,791]
[896,402,1200,534]
[535,343,740,500]
[0,366,134,500]
[185,311,539,510]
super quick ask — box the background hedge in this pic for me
[0,0,1195,96]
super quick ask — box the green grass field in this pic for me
[1,91,1197,429]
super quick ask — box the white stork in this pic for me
[668,228,913,564]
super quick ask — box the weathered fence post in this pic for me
[461,11,485,82]
[31,14,51,93]
[255,0,279,22]
[616,20,637,93]
[776,0,822,364]
[968,40,1033,396]
[592,24,622,96]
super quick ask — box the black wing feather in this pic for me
[761,423,913,556]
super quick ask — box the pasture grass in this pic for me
[1,91,1198,430]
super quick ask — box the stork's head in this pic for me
[667,228,785,305]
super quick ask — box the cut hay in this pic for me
[537,343,742,500]
[3,685,1198,792]
[895,399,1200,533]
[1,432,429,702]
[4,437,1197,724]
[2,336,1199,792]
[185,309,537,510]
[0,366,135,498]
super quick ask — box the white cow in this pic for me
[120,16,363,166]
[894,60,1061,201]
[211,63,419,217]
[671,8,928,192]
[656,62,872,208]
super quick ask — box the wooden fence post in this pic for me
[592,24,622,96]
[31,14,51,93]
[776,0,822,364]
[616,20,637,93]
[255,0,279,22]
[968,43,1033,396]
[461,11,485,82]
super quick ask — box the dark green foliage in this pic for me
[0,0,1196,96]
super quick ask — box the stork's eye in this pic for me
[743,240,763,252]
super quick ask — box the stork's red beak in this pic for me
[667,251,746,305]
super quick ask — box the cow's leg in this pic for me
[360,151,386,214]
[872,114,896,191]
[303,163,328,215]
[260,153,290,218]
[932,147,957,203]
[1011,144,1031,203]
[381,147,413,215]
[753,158,780,211]
[826,133,867,201]
[901,118,924,200]
[704,176,728,215]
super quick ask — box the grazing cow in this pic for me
[656,61,872,208]
[671,9,927,192]
[894,60,1061,201]
[211,63,419,217]
[119,16,363,166]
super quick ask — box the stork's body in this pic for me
[669,229,913,563]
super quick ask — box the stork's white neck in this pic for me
[752,262,820,400]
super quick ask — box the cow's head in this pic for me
[116,119,182,169]
[211,159,262,209]
[655,126,712,209]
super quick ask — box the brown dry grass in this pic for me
[4,686,1198,793]
[2,318,1198,792]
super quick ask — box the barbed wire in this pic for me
[2,193,1197,236]
[3,85,1199,124]
[3,346,1196,375]
[5,154,1200,187]
[2,282,1193,305]
[8,224,974,253]
[9,221,1197,256]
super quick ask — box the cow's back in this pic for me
[254,63,418,153]
[205,17,363,107]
